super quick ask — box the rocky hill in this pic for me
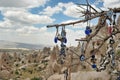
[0,40,44,49]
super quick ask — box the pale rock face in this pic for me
[71,71,110,80]
[48,71,110,80]
[47,73,64,80]
[0,70,11,79]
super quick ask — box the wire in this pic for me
[55,26,59,36]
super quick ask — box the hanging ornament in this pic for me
[61,42,66,47]
[85,29,91,35]
[91,54,96,63]
[61,26,66,37]
[116,76,120,80]
[108,25,113,34]
[85,26,92,35]
[92,64,97,69]
[61,30,65,38]
[110,49,115,66]
[60,47,65,55]
[54,37,58,43]
[86,26,90,30]
[54,26,59,43]
[64,69,68,80]
[91,55,95,59]
[109,37,115,44]
[107,10,113,18]
[61,26,67,43]
[113,13,116,25]
[80,54,85,61]
[63,37,67,43]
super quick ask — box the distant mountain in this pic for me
[0,40,44,49]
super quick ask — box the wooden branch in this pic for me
[97,30,120,50]
[77,5,86,10]
[89,5,98,12]
[84,15,107,53]
[81,30,120,55]
[69,49,80,57]
[75,39,87,41]
[47,14,101,28]
[111,8,120,13]
[47,8,120,28]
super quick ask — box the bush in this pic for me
[15,70,19,75]
[117,50,120,55]
[16,64,19,67]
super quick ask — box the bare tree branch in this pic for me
[47,8,120,28]
[97,30,120,50]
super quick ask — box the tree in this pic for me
[46,1,120,79]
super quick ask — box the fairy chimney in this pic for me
[0,52,13,71]
[27,52,40,63]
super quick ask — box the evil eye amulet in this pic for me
[92,64,97,68]
[80,54,85,61]
[63,37,67,43]
[54,37,58,43]
[85,29,91,35]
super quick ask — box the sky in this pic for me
[0,0,120,47]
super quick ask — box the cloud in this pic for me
[40,2,83,18]
[0,0,119,47]
[0,6,55,46]
[0,19,13,29]
[0,0,49,8]
[0,26,55,46]
[102,0,120,8]
[0,0,56,46]
[58,2,82,18]
[65,28,85,46]
[40,6,62,16]
[2,9,55,25]
[16,26,48,35]
[0,23,85,46]
[93,0,103,6]
[58,2,100,18]
[63,4,81,18]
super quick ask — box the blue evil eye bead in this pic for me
[92,64,97,68]
[85,26,92,34]
[54,37,58,43]
[85,29,91,35]
[64,37,67,43]
[80,54,85,61]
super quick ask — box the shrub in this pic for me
[15,70,19,75]
[117,50,120,55]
